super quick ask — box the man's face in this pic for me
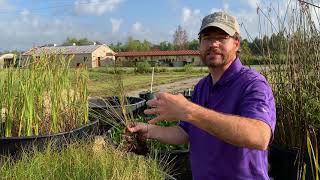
[199,27,240,68]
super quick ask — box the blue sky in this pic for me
[0,0,316,51]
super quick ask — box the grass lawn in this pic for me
[88,69,208,96]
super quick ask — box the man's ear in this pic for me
[234,38,240,50]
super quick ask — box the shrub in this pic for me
[182,64,193,73]
[134,61,151,73]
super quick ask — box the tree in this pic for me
[159,41,174,51]
[62,37,93,46]
[142,40,152,51]
[173,25,188,50]
[250,37,263,55]
[188,39,199,50]
[109,42,128,52]
[241,39,252,56]
[126,37,152,51]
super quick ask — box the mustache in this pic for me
[206,48,222,54]
[206,50,222,54]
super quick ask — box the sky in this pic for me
[0,0,319,51]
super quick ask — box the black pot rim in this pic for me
[89,96,146,108]
[0,120,98,140]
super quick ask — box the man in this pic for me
[128,11,276,180]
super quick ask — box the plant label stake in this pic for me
[150,67,154,93]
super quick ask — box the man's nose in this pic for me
[208,40,220,48]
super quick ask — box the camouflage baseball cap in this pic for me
[199,11,240,36]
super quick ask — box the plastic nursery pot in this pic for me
[88,96,146,134]
[182,89,193,100]
[268,143,313,180]
[139,91,155,101]
[158,149,192,180]
[0,120,99,156]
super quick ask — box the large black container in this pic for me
[89,96,146,134]
[268,144,313,180]
[0,120,98,156]
[158,149,192,180]
[139,91,155,101]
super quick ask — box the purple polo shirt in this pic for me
[179,58,276,180]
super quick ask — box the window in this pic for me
[83,57,88,62]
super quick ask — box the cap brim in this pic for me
[199,22,236,36]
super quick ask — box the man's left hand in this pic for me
[144,92,192,124]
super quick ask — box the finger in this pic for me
[146,99,159,107]
[148,116,164,125]
[144,108,158,115]
[127,125,143,133]
[177,93,184,97]
[127,122,136,128]
[155,92,165,99]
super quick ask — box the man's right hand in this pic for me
[128,123,189,145]
[127,122,153,140]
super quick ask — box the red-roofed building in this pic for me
[115,50,202,67]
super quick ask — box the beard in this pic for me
[200,49,231,68]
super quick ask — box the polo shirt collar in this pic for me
[209,57,243,87]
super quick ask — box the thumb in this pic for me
[127,125,141,133]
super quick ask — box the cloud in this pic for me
[242,0,260,9]
[0,11,108,50]
[223,3,229,11]
[310,2,320,29]
[131,22,145,33]
[20,9,30,16]
[182,7,200,24]
[210,8,223,14]
[124,22,156,42]
[74,0,123,16]
[0,0,15,11]
[110,18,123,33]
[180,7,202,40]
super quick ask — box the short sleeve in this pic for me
[237,80,276,134]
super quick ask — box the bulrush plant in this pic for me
[90,64,149,155]
[254,1,320,179]
[0,53,89,137]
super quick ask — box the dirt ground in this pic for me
[127,77,203,97]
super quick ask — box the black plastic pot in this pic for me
[158,149,192,180]
[268,144,313,180]
[139,91,155,101]
[0,120,98,156]
[182,89,193,100]
[88,96,146,134]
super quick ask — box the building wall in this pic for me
[70,54,93,68]
[91,46,115,68]
[21,45,116,68]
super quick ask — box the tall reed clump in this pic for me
[0,53,89,137]
[92,64,149,155]
[254,1,319,179]
[0,140,167,180]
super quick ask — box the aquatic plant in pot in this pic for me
[253,1,320,179]
[0,53,98,155]
[89,66,150,156]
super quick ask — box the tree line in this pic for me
[1,26,289,65]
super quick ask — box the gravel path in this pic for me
[127,77,203,97]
